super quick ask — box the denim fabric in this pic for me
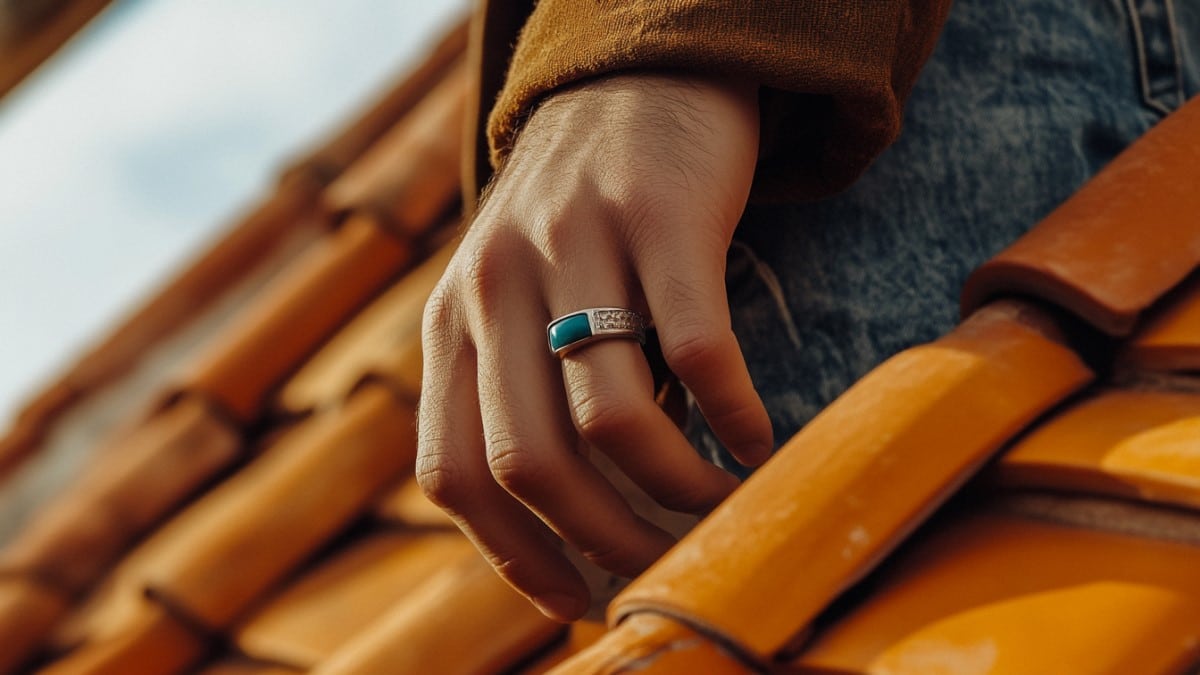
[689,0,1200,476]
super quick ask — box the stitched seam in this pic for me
[1123,0,1180,114]
[1164,0,1186,105]
[1126,0,1174,115]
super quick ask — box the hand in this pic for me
[416,72,773,621]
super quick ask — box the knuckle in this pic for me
[579,542,643,579]
[571,388,641,446]
[655,483,715,514]
[414,452,467,510]
[460,245,511,308]
[661,328,726,377]
[486,434,543,495]
[421,285,457,341]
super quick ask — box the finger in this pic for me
[561,338,740,513]
[416,294,587,621]
[634,237,774,467]
[474,298,677,581]
[545,234,739,513]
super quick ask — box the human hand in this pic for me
[416,72,772,622]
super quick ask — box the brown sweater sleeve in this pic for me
[475,0,952,202]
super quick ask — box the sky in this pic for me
[0,0,469,418]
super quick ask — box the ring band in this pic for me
[547,307,648,357]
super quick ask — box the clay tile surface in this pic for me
[193,661,302,675]
[11,6,1200,675]
[138,383,415,633]
[0,577,69,673]
[321,61,469,237]
[961,96,1200,336]
[794,502,1200,674]
[996,387,1200,509]
[0,0,114,99]
[37,596,204,675]
[312,554,563,675]
[610,301,1093,663]
[1121,274,1200,372]
[0,17,467,485]
[550,613,752,675]
[178,214,414,423]
[276,239,455,415]
[233,530,476,668]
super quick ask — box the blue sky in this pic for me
[0,0,468,417]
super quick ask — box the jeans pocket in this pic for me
[1127,0,1186,114]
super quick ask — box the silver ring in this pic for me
[547,307,648,357]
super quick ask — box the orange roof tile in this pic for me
[0,18,467,486]
[0,0,114,100]
[36,597,204,675]
[962,96,1200,336]
[7,6,1200,675]
[0,396,239,596]
[1121,274,1200,372]
[233,530,475,668]
[795,503,1200,674]
[178,214,415,423]
[550,613,751,674]
[311,554,563,675]
[610,301,1093,663]
[997,387,1200,509]
[138,384,415,633]
[0,577,69,673]
[276,239,455,414]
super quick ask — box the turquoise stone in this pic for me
[548,313,592,353]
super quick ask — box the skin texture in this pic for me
[416,72,773,621]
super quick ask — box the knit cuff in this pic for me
[488,0,950,200]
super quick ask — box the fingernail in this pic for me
[532,593,585,622]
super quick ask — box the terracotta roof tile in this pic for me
[962,96,1200,336]
[36,597,204,675]
[233,530,475,668]
[193,660,302,675]
[9,7,1200,674]
[1121,274,1200,372]
[312,554,563,675]
[608,301,1093,663]
[136,383,415,633]
[517,620,608,674]
[284,18,468,187]
[276,239,454,415]
[549,614,752,674]
[996,387,1200,509]
[0,577,69,673]
[321,61,469,237]
[0,0,114,99]
[0,19,467,485]
[178,214,415,423]
[0,395,239,595]
[795,503,1200,674]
